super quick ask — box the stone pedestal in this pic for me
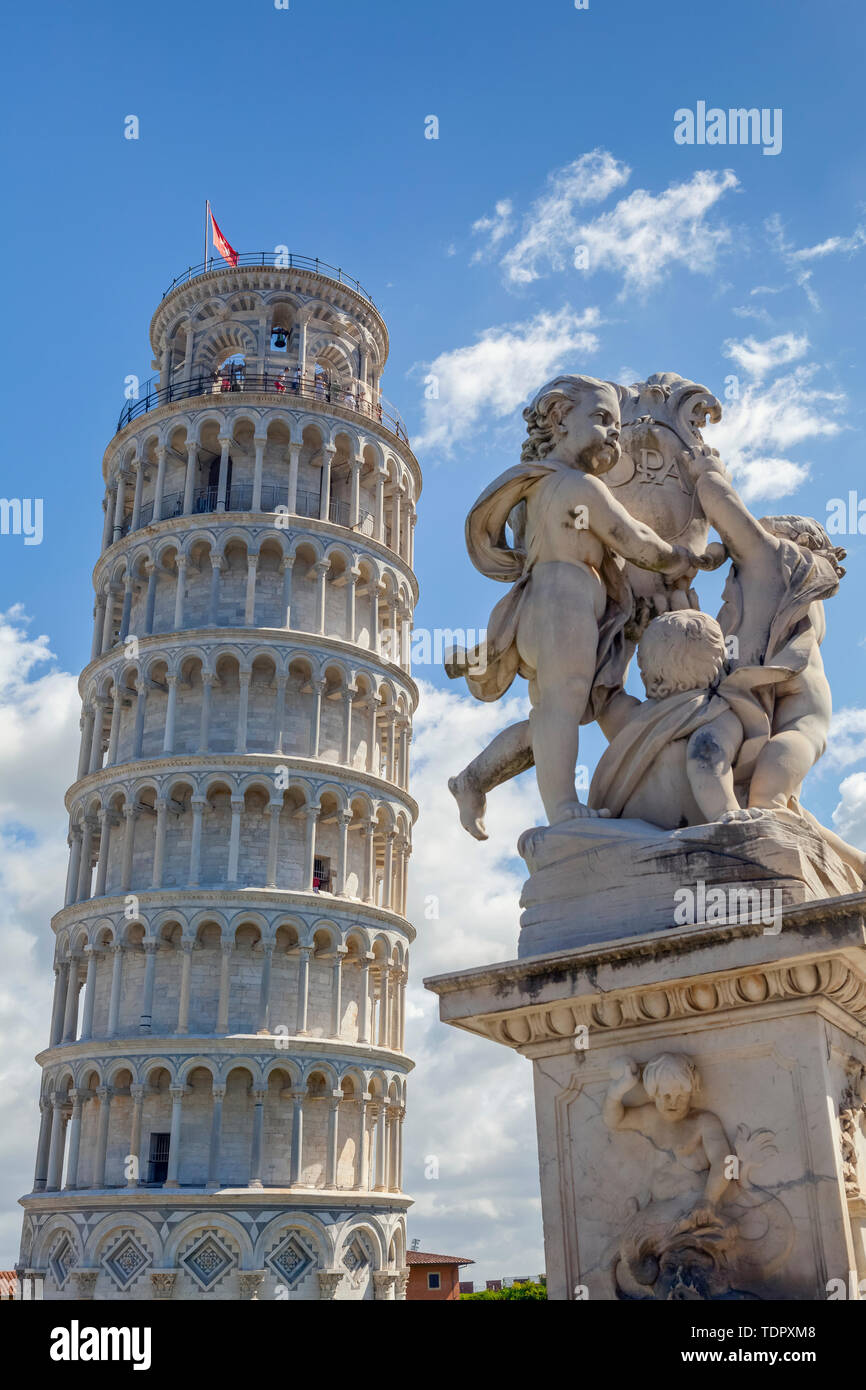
[426,893,866,1301]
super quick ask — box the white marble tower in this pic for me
[18,252,420,1301]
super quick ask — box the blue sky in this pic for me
[1,0,865,1282]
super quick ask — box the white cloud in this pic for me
[832,771,866,847]
[568,168,739,297]
[709,365,844,502]
[825,708,866,771]
[723,331,809,381]
[499,149,631,285]
[731,304,772,324]
[470,199,515,262]
[0,609,80,1265]
[790,226,866,262]
[402,679,546,1281]
[413,305,601,455]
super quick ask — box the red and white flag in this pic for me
[208,202,238,266]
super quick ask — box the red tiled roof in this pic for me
[406,1251,474,1266]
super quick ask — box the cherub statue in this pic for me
[446,375,709,829]
[602,1053,793,1299]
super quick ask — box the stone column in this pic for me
[80,946,98,1040]
[164,1086,185,1186]
[107,942,123,1036]
[331,947,346,1037]
[289,1090,305,1185]
[266,803,281,888]
[326,1092,341,1188]
[374,1103,387,1190]
[362,820,376,904]
[153,446,167,522]
[49,964,68,1047]
[120,803,137,891]
[302,806,320,890]
[183,441,198,513]
[236,672,251,753]
[94,1085,112,1187]
[227,797,243,882]
[381,830,395,911]
[46,1098,68,1190]
[280,557,294,629]
[272,675,288,753]
[358,955,372,1044]
[295,946,312,1035]
[152,797,168,887]
[319,445,335,521]
[244,554,258,625]
[94,811,112,897]
[350,458,362,528]
[176,940,193,1034]
[208,555,224,625]
[62,957,81,1043]
[112,471,127,542]
[188,797,205,884]
[341,688,354,765]
[132,680,148,758]
[107,690,123,765]
[139,938,159,1032]
[248,1088,266,1189]
[101,586,117,651]
[309,679,325,758]
[335,811,351,897]
[257,942,274,1033]
[375,468,386,543]
[127,1083,145,1187]
[173,556,187,629]
[217,943,232,1032]
[143,562,158,636]
[207,1085,226,1188]
[120,576,134,641]
[287,444,300,515]
[313,561,329,635]
[33,1100,52,1191]
[64,1090,84,1189]
[77,818,96,901]
[91,596,106,660]
[216,435,231,511]
[366,698,378,773]
[198,674,214,751]
[65,828,82,906]
[378,966,390,1047]
[163,678,178,754]
[252,436,266,511]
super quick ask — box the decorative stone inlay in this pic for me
[265,1232,315,1289]
[150,1270,177,1300]
[238,1271,267,1300]
[49,1234,75,1289]
[343,1235,371,1285]
[179,1230,236,1291]
[102,1230,152,1291]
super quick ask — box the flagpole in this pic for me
[204,200,209,271]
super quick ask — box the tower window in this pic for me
[313,856,332,892]
[147,1132,170,1185]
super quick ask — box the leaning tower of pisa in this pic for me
[18,252,419,1301]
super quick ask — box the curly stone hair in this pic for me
[637,610,727,700]
[520,374,618,462]
[759,514,846,579]
[642,1053,700,1100]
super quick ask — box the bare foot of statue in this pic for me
[448,770,489,841]
[552,800,612,824]
[719,807,771,823]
